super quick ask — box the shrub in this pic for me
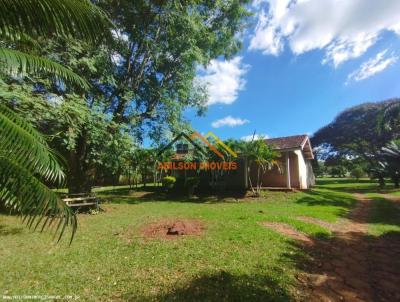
[162,176,176,190]
[350,166,364,181]
[172,177,184,190]
[185,177,200,197]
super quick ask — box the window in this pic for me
[176,143,189,154]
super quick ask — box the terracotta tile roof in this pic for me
[265,135,308,150]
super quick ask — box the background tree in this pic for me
[350,166,365,181]
[311,160,326,177]
[0,0,110,87]
[324,156,349,178]
[312,99,400,186]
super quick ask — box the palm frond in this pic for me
[0,156,77,242]
[377,100,400,133]
[382,141,400,158]
[0,103,65,183]
[0,48,88,88]
[0,0,112,43]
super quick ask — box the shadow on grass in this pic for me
[368,197,400,228]
[295,189,356,210]
[283,194,400,301]
[97,186,248,205]
[123,271,294,302]
[285,230,400,301]
[316,178,399,194]
[0,224,23,236]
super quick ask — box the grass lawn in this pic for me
[0,178,399,301]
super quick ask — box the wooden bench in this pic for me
[61,194,100,210]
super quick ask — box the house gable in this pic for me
[265,134,314,159]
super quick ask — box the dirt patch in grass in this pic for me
[139,219,205,240]
[260,222,314,246]
[296,216,338,232]
[375,193,400,210]
[295,193,400,302]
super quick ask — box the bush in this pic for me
[162,176,176,190]
[171,177,184,190]
[185,177,200,197]
[350,167,364,180]
[119,175,130,185]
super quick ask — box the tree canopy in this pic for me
[312,99,400,186]
[1,0,251,193]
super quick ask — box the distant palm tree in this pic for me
[381,140,400,188]
[377,100,400,136]
[0,0,111,241]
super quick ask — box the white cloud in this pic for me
[197,57,249,105]
[250,0,400,66]
[211,116,249,128]
[347,50,398,83]
[241,133,269,141]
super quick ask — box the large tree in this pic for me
[312,99,400,185]
[2,0,251,193]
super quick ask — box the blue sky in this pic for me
[185,0,400,141]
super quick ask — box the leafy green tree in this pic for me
[1,0,111,87]
[2,0,251,193]
[324,156,348,178]
[132,148,155,188]
[0,0,111,240]
[350,166,364,181]
[311,160,326,177]
[313,99,400,186]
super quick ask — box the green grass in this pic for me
[363,193,400,237]
[0,178,398,301]
[392,190,400,196]
[316,177,399,193]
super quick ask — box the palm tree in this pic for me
[0,0,111,241]
[381,140,400,188]
[242,137,280,196]
[377,99,400,136]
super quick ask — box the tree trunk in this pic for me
[67,131,92,193]
[128,168,132,189]
[256,165,261,195]
[392,176,399,188]
[142,168,147,187]
[378,175,385,189]
[68,152,92,193]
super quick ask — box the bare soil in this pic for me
[139,219,205,240]
[296,216,339,232]
[262,193,400,301]
[260,222,315,246]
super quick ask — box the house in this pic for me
[245,134,315,190]
[161,133,315,191]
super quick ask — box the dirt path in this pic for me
[263,193,400,301]
[298,193,400,302]
[375,193,400,210]
[260,222,315,245]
